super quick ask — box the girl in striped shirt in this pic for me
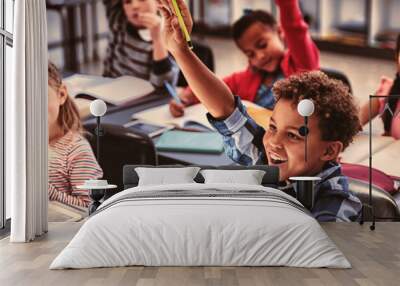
[103,0,179,87]
[48,62,103,208]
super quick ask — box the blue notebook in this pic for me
[155,131,224,154]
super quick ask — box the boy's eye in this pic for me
[287,132,301,141]
[246,52,255,59]
[257,42,267,49]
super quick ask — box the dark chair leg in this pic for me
[65,6,80,72]
[370,206,376,231]
[359,204,364,225]
[91,0,100,61]
[80,3,90,63]
[60,7,73,71]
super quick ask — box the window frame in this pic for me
[0,0,13,231]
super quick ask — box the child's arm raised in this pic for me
[359,76,393,125]
[157,0,235,119]
[276,0,319,72]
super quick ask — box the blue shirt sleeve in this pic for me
[311,168,362,222]
[207,96,266,166]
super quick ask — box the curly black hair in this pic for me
[232,10,277,41]
[272,71,361,149]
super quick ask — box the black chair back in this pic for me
[177,40,215,87]
[321,67,353,93]
[348,178,400,221]
[84,123,157,194]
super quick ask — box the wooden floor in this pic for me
[0,222,399,286]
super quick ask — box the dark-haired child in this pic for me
[103,0,179,88]
[169,0,320,117]
[360,34,400,139]
[157,0,361,222]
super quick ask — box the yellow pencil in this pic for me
[171,0,193,49]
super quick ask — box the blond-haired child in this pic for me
[48,62,103,208]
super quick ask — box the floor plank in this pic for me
[1,222,399,286]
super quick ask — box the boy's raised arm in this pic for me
[157,0,235,119]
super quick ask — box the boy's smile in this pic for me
[268,151,288,165]
[236,22,285,73]
[263,99,330,181]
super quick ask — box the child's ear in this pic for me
[58,83,68,105]
[320,141,343,162]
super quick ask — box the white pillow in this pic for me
[135,167,201,186]
[200,169,266,185]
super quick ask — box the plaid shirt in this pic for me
[207,96,362,222]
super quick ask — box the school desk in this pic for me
[83,92,235,166]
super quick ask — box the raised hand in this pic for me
[156,0,193,54]
[137,12,162,39]
[376,76,394,96]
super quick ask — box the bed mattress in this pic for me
[50,183,351,269]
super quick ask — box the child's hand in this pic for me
[376,76,394,96]
[156,0,193,54]
[169,100,185,117]
[168,89,197,117]
[138,13,162,39]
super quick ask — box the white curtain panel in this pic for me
[7,0,48,242]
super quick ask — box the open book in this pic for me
[132,100,272,131]
[64,74,155,106]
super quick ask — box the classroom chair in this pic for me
[84,123,158,196]
[177,40,215,87]
[320,67,353,93]
[348,179,400,221]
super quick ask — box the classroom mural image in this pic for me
[46,0,400,222]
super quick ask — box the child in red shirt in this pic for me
[170,0,320,117]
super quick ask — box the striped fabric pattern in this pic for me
[103,0,179,87]
[48,132,103,208]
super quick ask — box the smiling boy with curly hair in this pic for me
[157,0,362,221]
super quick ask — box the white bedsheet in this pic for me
[50,183,351,269]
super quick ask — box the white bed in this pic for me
[50,183,351,269]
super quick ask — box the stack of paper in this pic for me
[133,103,213,130]
[133,100,269,131]
[64,74,155,106]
